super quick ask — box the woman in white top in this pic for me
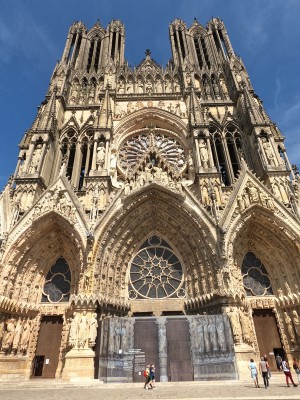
[248,358,259,388]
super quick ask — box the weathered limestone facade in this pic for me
[0,17,300,381]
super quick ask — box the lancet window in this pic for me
[67,31,82,65]
[78,130,94,190]
[193,34,210,69]
[61,130,77,181]
[128,235,185,299]
[86,35,102,72]
[209,124,242,186]
[242,252,273,296]
[42,258,71,303]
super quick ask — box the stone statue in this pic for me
[2,318,16,353]
[29,144,42,174]
[78,311,89,347]
[216,317,227,351]
[212,79,220,99]
[0,316,6,350]
[68,312,78,347]
[203,79,211,99]
[208,318,218,351]
[228,308,242,344]
[188,150,194,170]
[219,76,229,98]
[19,319,32,354]
[88,313,98,346]
[199,139,209,168]
[96,142,106,172]
[262,139,275,166]
[12,317,23,352]
[196,322,205,353]
[117,80,125,94]
[247,183,259,203]
[239,308,251,344]
[284,311,296,344]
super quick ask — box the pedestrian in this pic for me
[248,358,259,388]
[293,358,300,383]
[259,356,269,389]
[264,354,271,378]
[281,359,298,387]
[143,365,150,389]
[149,363,156,389]
[275,353,282,371]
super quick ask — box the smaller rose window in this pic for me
[242,252,273,296]
[128,235,185,300]
[42,258,71,303]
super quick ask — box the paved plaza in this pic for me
[0,377,300,400]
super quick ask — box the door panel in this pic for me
[133,319,160,382]
[166,318,193,381]
[253,309,282,371]
[33,316,63,378]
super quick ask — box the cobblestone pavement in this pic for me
[0,379,300,400]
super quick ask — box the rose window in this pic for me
[42,258,71,303]
[118,132,185,174]
[128,235,185,299]
[242,252,273,296]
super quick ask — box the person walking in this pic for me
[281,359,298,387]
[293,358,300,383]
[248,358,259,388]
[264,354,271,378]
[149,363,156,389]
[143,365,150,390]
[275,353,282,371]
[259,356,269,389]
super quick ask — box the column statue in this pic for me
[283,311,296,344]
[19,319,32,355]
[262,139,276,166]
[198,139,209,168]
[96,142,106,172]
[88,313,98,347]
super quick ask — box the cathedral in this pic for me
[0,17,300,382]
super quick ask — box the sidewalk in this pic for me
[0,374,299,400]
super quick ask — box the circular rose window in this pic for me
[128,236,185,299]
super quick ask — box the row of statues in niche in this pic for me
[283,309,300,345]
[68,311,98,349]
[237,183,275,212]
[189,315,230,355]
[228,306,255,346]
[262,138,285,167]
[117,76,181,95]
[33,191,77,221]
[193,75,229,101]
[0,315,32,356]
[115,100,187,119]
[69,79,103,105]
[18,144,43,177]
[123,163,182,195]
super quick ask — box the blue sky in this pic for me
[1,0,300,189]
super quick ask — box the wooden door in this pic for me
[166,318,193,381]
[133,319,160,382]
[253,309,283,371]
[33,316,63,378]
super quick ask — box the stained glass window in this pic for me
[242,252,273,296]
[42,258,71,303]
[128,235,185,299]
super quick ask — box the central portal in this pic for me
[97,315,237,382]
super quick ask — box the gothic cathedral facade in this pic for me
[0,18,300,381]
